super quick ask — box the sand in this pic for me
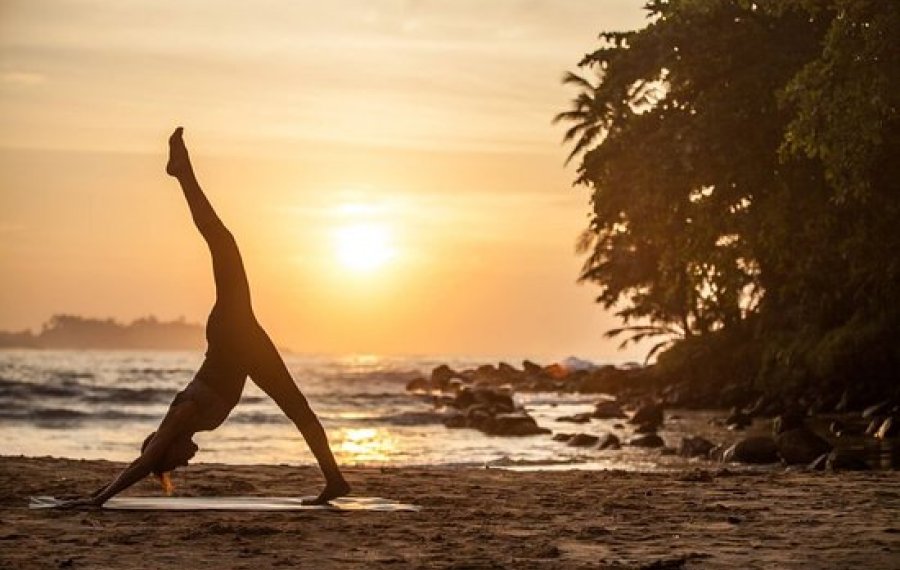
[1,456,898,569]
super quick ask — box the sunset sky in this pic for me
[0,1,649,361]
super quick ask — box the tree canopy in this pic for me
[558,0,899,403]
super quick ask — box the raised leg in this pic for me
[167,127,251,310]
[247,330,350,504]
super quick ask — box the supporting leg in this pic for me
[248,331,350,504]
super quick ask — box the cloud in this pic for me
[0,71,45,86]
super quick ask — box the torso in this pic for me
[175,302,259,432]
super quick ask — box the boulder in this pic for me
[443,413,467,429]
[552,433,573,442]
[556,413,592,424]
[834,390,851,413]
[446,378,467,395]
[862,400,892,420]
[544,363,568,379]
[567,433,600,447]
[522,360,544,375]
[598,433,621,450]
[875,416,898,439]
[431,364,458,389]
[773,410,805,435]
[497,361,520,377]
[488,412,550,436]
[825,449,870,471]
[405,377,430,392]
[630,403,664,429]
[465,405,495,431]
[678,436,715,459]
[723,436,779,464]
[725,407,752,430]
[629,433,665,448]
[832,418,876,437]
[708,444,728,462]
[865,417,885,436]
[634,423,658,434]
[775,427,832,465]
[593,400,627,419]
[454,387,514,413]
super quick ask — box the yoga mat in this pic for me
[29,496,420,512]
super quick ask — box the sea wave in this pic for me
[0,406,159,423]
[0,377,176,405]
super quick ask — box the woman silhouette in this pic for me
[62,128,349,506]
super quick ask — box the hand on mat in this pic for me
[54,496,104,510]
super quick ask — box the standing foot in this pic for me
[301,478,351,506]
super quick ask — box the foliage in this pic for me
[558,0,900,400]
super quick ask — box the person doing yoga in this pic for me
[60,127,350,507]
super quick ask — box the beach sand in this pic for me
[1,456,898,569]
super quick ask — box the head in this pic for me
[141,432,198,495]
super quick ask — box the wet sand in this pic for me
[1,455,898,569]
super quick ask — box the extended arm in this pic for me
[58,402,198,508]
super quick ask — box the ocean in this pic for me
[4,349,888,471]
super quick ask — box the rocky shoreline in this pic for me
[405,361,899,471]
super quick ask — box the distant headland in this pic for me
[0,314,205,350]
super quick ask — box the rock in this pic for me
[446,378,467,394]
[443,413,467,429]
[775,427,833,464]
[773,410,805,435]
[725,407,752,430]
[629,433,665,448]
[592,399,627,419]
[834,390,851,413]
[567,433,600,447]
[679,436,715,458]
[465,405,495,431]
[808,453,828,471]
[556,412,592,424]
[497,361,519,377]
[488,412,550,436]
[723,436,779,464]
[454,387,514,413]
[552,433,573,442]
[708,444,728,462]
[865,417,885,436]
[660,447,677,456]
[828,418,870,438]
[634,423,658,434]
[598,433,621,450]
[431,364,458,389]
[862,400,892,420]
[405,377,430,392]
[522,360,544,375]
[544,363,568,379]
[825,449,870,471]
[875,416,898,439]
[829,420,856,437]
[744,395,768,416]
[630,403,664,429]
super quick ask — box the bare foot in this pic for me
[166,127,192,177]
[302,478,351,506]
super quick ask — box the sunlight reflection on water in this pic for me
[336,427,399,464]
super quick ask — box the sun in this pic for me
[334,222,395,272]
